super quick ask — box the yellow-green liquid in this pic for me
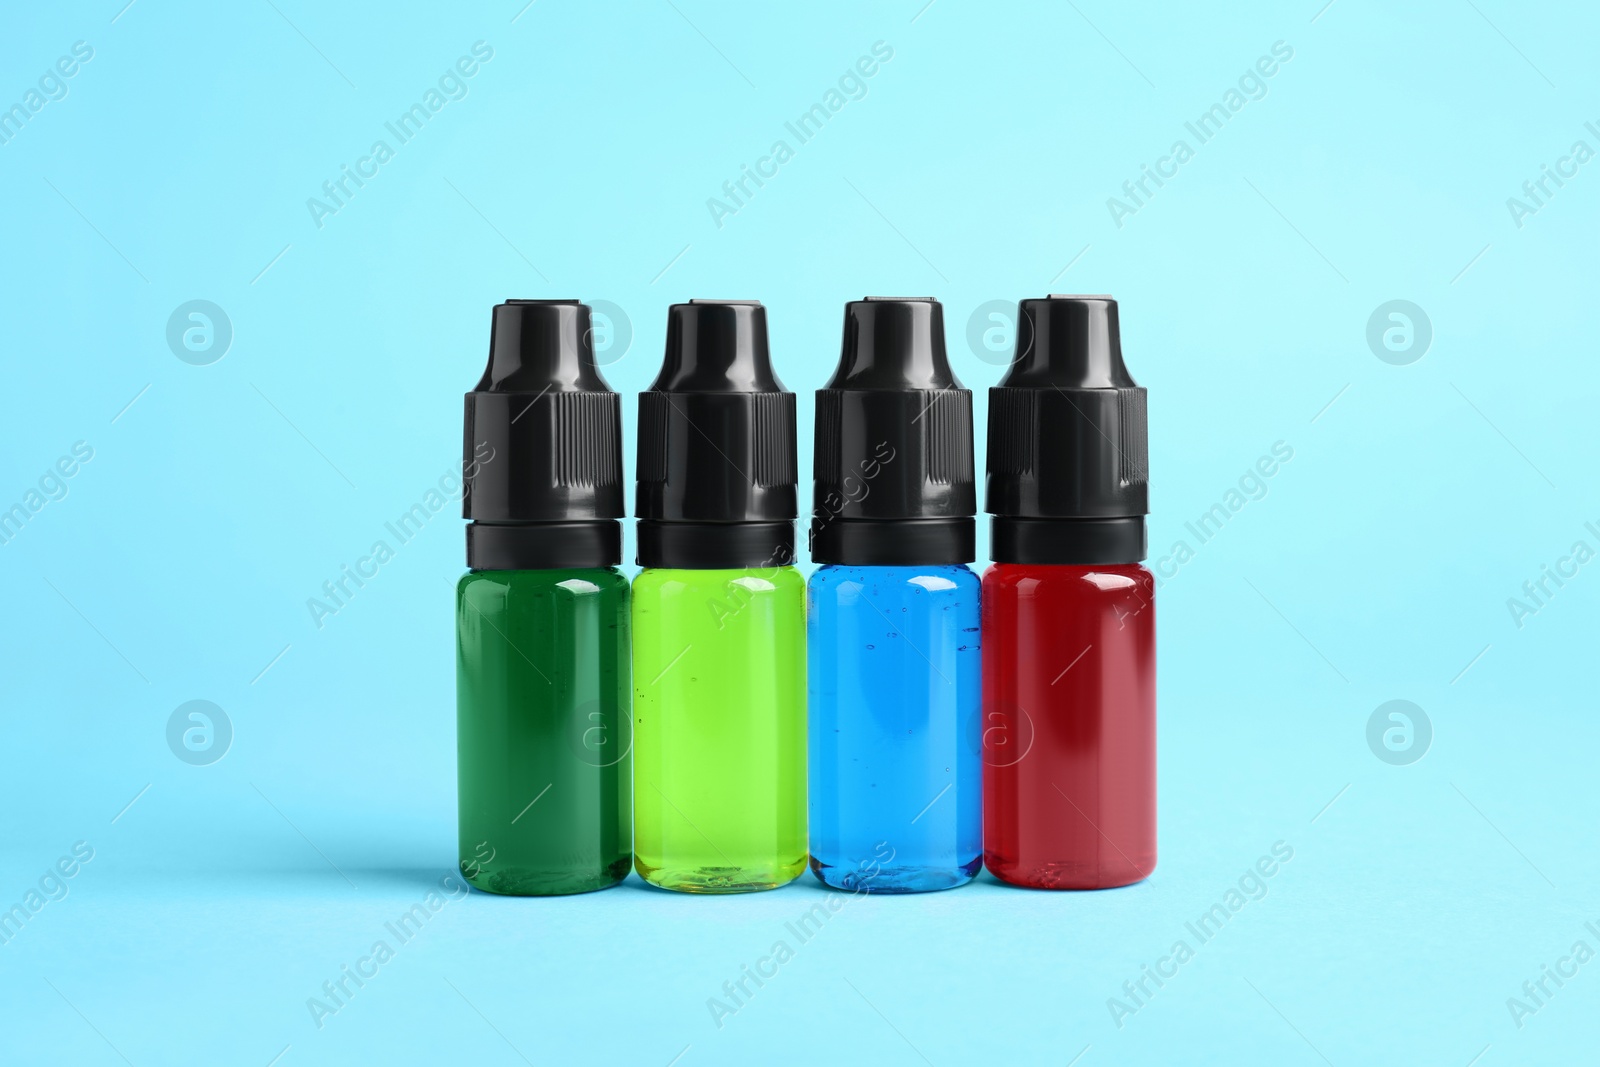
[632,566,807,892]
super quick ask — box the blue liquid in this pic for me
[807,564,982,892]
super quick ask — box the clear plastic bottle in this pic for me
[457,567,631,894]
[456,300,631,895]
[633,566,806,891]
[982,295,1156,890]
[807,298,982,893]
[631,300,807,893]
[982,561,1154,889]
[809,564,981,891]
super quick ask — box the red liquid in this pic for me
[981,563,1156,889]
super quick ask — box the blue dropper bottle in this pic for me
[807,297,982,893]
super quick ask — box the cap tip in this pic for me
[479,299,604,393]
[1002,293,1130,389]
[656,298,779,392]
[832,296,955,390]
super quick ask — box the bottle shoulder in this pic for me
[458,567,630,597]
[813,561,977,580]
[810,563,980,598]
[636,565,804,595]
[982,562,1154,595]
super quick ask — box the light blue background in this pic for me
[2,1,1596,1063]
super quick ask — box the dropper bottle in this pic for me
[631,300,807,893]
[808,297,982,892]
[982,294,1156,889]
[457,299,631,895]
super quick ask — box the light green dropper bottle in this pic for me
[631,300,806,893]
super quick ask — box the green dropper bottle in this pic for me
[456,300,631,895]
[632,300,807,893]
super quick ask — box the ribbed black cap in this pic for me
[985,295,1149,565]
[811,297,974,565]
[463,300,623,569]
[635,300,797,568]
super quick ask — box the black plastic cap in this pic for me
[985,295,1149,565]
[811,298,975,566]
[463,300,623,569]
[636,300,797,568]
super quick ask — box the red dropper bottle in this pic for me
[981,295,1155,889]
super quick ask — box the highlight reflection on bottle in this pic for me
[631,300,807,893]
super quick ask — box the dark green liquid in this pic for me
[456,568,631,895]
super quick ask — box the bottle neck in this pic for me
[989,517,1145,565]
[809,517,974,566]
[636,520,795,569]
[466,520,620,570]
